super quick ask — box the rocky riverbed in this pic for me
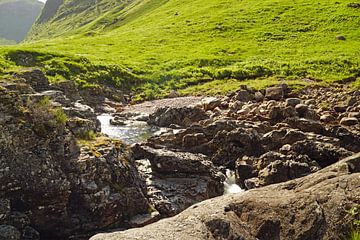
[0,69,359,240]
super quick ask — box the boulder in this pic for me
[148,106,208,127]
[91,153,360,240]
[285,98,301,107]
[265,86,284,100]
[235,90,254,102]
[340,117,358,126]
[13,69,49,92]
[132,145,225,216]
[202,97,222,111]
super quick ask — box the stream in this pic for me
[97,114,243,194]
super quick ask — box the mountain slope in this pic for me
[0,0,43,43]
[2,0,360,99]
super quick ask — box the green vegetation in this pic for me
[349,206,360,240]
[0,0,43,43]
[28,96,68,136]
[0,0,359,100]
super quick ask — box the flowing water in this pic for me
[97,114,161,144]
[98,114,243,194]
[224,169,244,194]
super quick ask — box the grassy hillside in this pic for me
[0,0,43,43]
[1,0,360,100]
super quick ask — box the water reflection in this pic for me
[97,114,160,144]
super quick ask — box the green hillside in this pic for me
[0,0,43,43]
[1,0,360,100]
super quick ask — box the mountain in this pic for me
[0,0,43,43]
[1,0,360,100]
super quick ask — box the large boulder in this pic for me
[91,153,360,240]
[132,145,225,216]
[148,106,208,127]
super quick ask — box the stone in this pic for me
[254,91,264,102]
[285,98,301,107]
[168,90,179,98]
[13,69,49,92]
[202,97,222,111]
[148,106,208,127]
[340,117,359,126]
[320,114,335,123]
[335,35,346,40]
[265,86,284,100]
[295,103,309,116]
[334,105,347,113]
[90,153,360,240]
[235,90,254,102]
[0,225,21,240]
[348,112,360,119]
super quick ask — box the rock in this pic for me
[109,116,126,126]
[235,90,254,102]
[202,97,222,111]
[265,86,284,100]
[285,118,325,134]
[334,105,347,113]
[21,226,40,240]
[340,117,358,126]
[235,160,256,188]
[348,112,360,119]
[320,114,335,123]
[133,145,224,216]
[168,90,179,98]
[0,88,151,238]
[148,106,208,127]
[292,140,353,167]
[91,153,360,240]
[182,133,208,148]
[254,91,264,102]
[285,98,301,107]
[13,69,49,92]
[0,225,20,240]
[295,103,309,116]
[50,80,81,101]
[335,35,346,40]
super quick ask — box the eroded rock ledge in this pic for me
[91,153,360,240]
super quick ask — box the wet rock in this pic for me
[21,226,40,240]
[340,117,358,126]
[109,116,126,126]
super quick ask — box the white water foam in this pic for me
[224,169,244,194]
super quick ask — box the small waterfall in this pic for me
[224,169,243,194]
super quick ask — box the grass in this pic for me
[0,0,360,100]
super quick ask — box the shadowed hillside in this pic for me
[0,0,43,43]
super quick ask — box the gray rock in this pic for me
[0,225,21,240]
[285,98,301,107]
[340,117,359,126]
[265,86,284,100]
[90,153,360,240]
[235,90,254,102]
